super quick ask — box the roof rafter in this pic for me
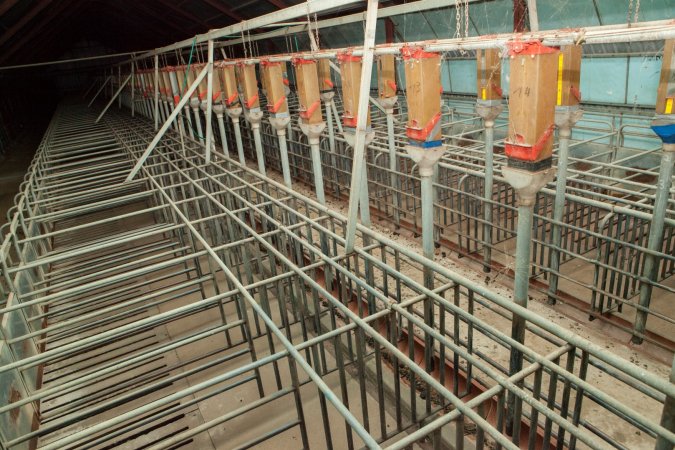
[0,0,55,49]
[200,0,245,22]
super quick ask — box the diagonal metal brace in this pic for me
[126,64,209,181]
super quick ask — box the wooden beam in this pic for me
[153,0,212,31]
[0,0,81,63]
[200,0,244,22]
[265,0,289,8]
[513,0,529,32]
[0,0,54,49]
[0,0,20,17]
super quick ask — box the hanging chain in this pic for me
[454,0,462,39]
[634,0,641,23]
[627,0,633,24]
[241,24,247,60]
[464,0,469,39]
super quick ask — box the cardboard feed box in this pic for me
[236,63,260,110]
[377,54,397,99]
[261,61,289,115]
[476,48,502,101]
[656,39,675,116]
[556,45,582,107]
[219,64,239,107]
[317,58,333,93]
[402,47,442,144]
[338,53,370,127]
[506,42,560,163]
[293,59,323,125]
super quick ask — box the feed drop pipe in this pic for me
[220,63,245,164]
[402,45,445,378]
[292,56,333,288]
[318,59,340,196]
[262,59,293,189]
[187,64,205,141]
[160,68,179,132]
[475,48,503,272]
[501,41,558,444]
[293,57,326,203]
[237,62,266,175]
[632,39,675,345]
[377,53,401,226]
[167,68,189,141]
[547,45,583,304]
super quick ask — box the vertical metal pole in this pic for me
[483,121,495,272]
[547,126,572,303]
[154,55,160,131]
[421,174,435,373]
[205,39,215,163]
[232,117,246,165]
[278,130,292,189]
[656,355,675,450]
[632,146,674,343]
[131,62,136,117]
[193,107,204,141]
[118,66,122,108]
[325,101,336,156]
[310,140,326,205]
[344,0,379,253]
[506,203,534,437]
[386,110,400,226]
[252,124,266,176]
[216,114,229,156]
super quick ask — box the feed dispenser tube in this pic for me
[262,59,293,189]
[175,65,195,140]
[402,45,444,375]
[167,67,188,140]
[633,39,675,345]
[221,63,245,165]
[206,63,229,157]
[160,68,178,132]
[547,44,584,305]
[377,53,401,226]
[475,48,504,272]
[189,64,205,141]
[338,51,373,225]
[237,62,266,175]
[318,58,338,191]
[502,41,559,442]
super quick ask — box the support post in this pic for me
[153,55,160,131]
[343,0,379,254]
[131,62,136,117]
[632,142,674,343]
[656,355,675,450]
[205,40,215,163]
[127,64,208,181]
[632,39,675,344]
[118,66,122,109]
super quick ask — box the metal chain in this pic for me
[454,0,462,39]
[464,0,469,38]
[627,0,633,24]
[634,0,641,23]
